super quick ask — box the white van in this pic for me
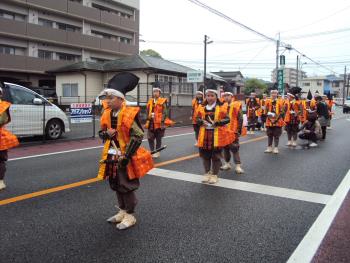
[3,82,70,139]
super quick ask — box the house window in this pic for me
[62,83,78,97]
[316,81,322,86]
[303,82,310,87]
[38,18,54,28]
[38,50,53,60]
[0,45,15,55]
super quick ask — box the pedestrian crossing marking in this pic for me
[148,168,331,205]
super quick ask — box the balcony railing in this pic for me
[0,17,137,55]
[0,53,72,73]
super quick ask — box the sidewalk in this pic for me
[9,126,194,159]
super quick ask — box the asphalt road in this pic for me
[1,115,349,263]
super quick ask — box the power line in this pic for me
[185,0,343,75]
[186,0,276,42]
[281,5,350,33]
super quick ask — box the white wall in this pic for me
[56,73,85,105]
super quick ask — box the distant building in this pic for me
[211,71,244,94]
[49,54,199,106]
[271,67,306,87]
[301,75,344,97]
[0,0,140,89]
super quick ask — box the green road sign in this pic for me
[277,69,284,95]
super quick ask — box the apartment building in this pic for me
[301,75,345,98]
[0,0,139,89]
[271,67,307,87]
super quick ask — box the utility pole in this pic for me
[203,35,213,88]
[347,73,350,100]
[343,66,347,106]
[296,55,299,87]
[275,33,280,83]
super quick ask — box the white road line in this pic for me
[287,169,350,263]
[148,168,331,205]
[8,132,194,162]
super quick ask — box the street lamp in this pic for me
[204,35,213,86]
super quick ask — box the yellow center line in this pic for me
[0,135,266,206]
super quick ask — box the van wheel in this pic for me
[46,119,63,140]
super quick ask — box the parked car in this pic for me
[3,82,70,139]
[343,100,350,113]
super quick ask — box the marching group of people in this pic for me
[96,73,334,230]
[0,74,334,231]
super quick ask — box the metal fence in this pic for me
[13,85,193,144]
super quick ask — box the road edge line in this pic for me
[287,169,350,263]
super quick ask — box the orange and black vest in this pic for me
[98,106,154,180]
[145,98,167,129]
[197,103,231,148]
[0,101,19,151]
[284,99,303,124]
[265,98,285,127]
[246,98,260,118]
[192,98,203,125]
[226,100,242,142]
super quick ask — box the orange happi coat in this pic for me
[0,100,19,151]
[265,98,285,127]
[197,103,232,148]
[98,105,153,180]
[146,97,167,129]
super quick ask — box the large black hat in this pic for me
[152,81,162,92]
[196,84,204,94]
[99,72,139,99]
[223,84,234,95]
[205,79,218,95]
[307,89,313,100]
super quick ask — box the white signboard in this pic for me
[187,71,204,83]
[70,103,93,124]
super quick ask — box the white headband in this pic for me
[224,92,233,96]
[98,88,124,99]
[153,87,161,92]
[205,89,218,95]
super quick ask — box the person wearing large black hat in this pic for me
[97,72,154,230]
[191,85,205,145]
[145,81,168,158]
[220,84,244,174]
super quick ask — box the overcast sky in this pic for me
[139,0,350,81]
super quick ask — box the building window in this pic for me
[38,50,53,60]
[91,30,112,39]
[119,37,131,44]
[90,57,110,63]
[56,52,81,62]
[0,45,15,55]
[303,82,310,87]
[62,83,78,97]
[69,0,82,3]
[316,81,322,86]
[0,9,25,21]
[57,23,80,32]
[333,82,340,88]
[38,18,54,28]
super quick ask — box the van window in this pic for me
[9,86,37,105]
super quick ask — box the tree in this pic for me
[140,49,163,59]
[244,78,268,95]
